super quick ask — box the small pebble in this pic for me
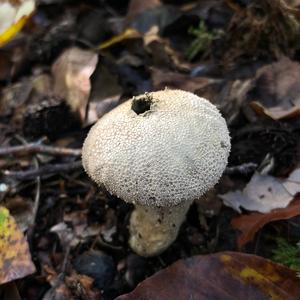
[73,250,116,290]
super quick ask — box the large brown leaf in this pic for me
[117,251,300,300]
[231,197,300,248]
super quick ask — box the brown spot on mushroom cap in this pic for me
[82,89,231,207]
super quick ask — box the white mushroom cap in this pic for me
[82,89,230,207]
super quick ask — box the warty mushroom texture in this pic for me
[82,89,231,257]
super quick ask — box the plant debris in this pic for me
[1,0,300,299]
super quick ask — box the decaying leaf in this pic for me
[151,67,215,93]
[0,206,35,284]
[231,197,300,248]
[126,0,161,21]
[117,251,300,300]
[143,26,191,72]
[220,168,300,213]
[52,47,98,122]
[247,57,300,121]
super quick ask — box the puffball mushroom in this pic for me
[82,89,230,257]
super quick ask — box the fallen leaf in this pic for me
[0,74,52,119]
[117,251,300,300]
[63,210,102,242]
[220,168,300,213]
[151,67,214,92]
[0,206,35,284]
[143,26,191,71]
[231,197,300,248]
[85,96,120,126]
[127,3,180,35]
[126,0,161,21]
[247,57,300,121]
[0,0,35,46]
[98,28,141,50]
[283,168,300,194]
[52,47,98,122]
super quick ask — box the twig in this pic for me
[225,162,257,175]
[32,158,41,225]
[0,143,81,157]
[3,161,82,181]
[61,243,71,275]
[27,157,41,243]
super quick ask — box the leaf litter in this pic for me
[1,0,300,299]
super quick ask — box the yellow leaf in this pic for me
[0,206,35,284]
[98,28,140,50]
[0,16,28,47]
[0,0,35,47]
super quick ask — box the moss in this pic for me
[272,238,300,276]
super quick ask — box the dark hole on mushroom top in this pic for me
[131,96,152,115]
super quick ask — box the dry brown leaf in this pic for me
[52,47,98,122]
[247,57,300,121]
[250,101,300,120]
[231,197,300,248]
[0,206,35,284]
[117,251,300,300]
[151,67,215,93]
[143,26,191,71]
[126,0,161,21]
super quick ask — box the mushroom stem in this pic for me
[129,201,193,257]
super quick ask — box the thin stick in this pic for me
[3,161,82,180]
[0,143,81,157]
[32,157,41,225]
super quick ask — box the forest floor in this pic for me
[1,0,300,299]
